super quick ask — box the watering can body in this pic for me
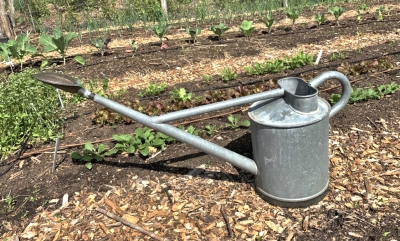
[248,74,350,207]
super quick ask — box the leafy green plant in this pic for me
[150,21,169,44]
[70,142,117,169]
[4,193,15,213]
[112,134,137,154]
[178,125,200,136]
[357,4,369,23]
[221,68,237,82]
[328,6,344,26]
[39,26,80,65]
[89,37,111,56]
[134,127,168,156]
[314,12,327,27]
[284,8,301,28]
[376,6,386,21]
[203,124,217,135]
[239,20,256,37]
[139,83,167,97]
[330,52,347,61]
[170,88,193,102]
[0,33,37,69]
[201,74,212,82]
[284,51,314,69]
[0,69,64,159]
[261,12,274,33]
[225,114,250,129]
[330,82,400,104]
[131,40,139,52]
[209,23,230,40]
[186,27,201,43]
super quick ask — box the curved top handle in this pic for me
[309,71,351,118]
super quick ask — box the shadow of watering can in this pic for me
[34,71,351,207]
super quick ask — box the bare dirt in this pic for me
[1,2,400,240]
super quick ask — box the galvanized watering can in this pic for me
[34,71,351,207]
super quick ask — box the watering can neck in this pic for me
[278,77,319,113]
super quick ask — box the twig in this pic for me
[95,207,169,241]
[220,206,233,238]
[366,116,380,131]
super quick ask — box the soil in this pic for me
[1,2,400,240]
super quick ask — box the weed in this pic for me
[221,68,237,82]
[4,194,15,213]
[225,114,250,129]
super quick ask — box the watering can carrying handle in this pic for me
[309,71,351,119]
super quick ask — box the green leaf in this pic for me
[84,142,94,151]
[240,120,250,127]
[127,145,135,154]
[83,155,92,162]
[39,35,58,53]
[70,151,82,159]
[97,144,107,154]
[73,56,85,65]
[139,146,149,156]
[85,162,93,170]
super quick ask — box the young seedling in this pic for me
[357,4,369,23]
[285,8,301,29]
[139,83,167,97]
[170,87,193,102]
[261,12,274,33]
[186,27,201,43]
[131,40,139,52]
[112,134,137,154]
[221,68,237,82]
[89,37,111,56]
[314,12,327,27]
[328,6,344,26]
[70,142,117,169]
[203,124,217,135]
[209,23,230,40]
[376,6,385,21]
[39,26,80,65]
[225,114,250,129]
[201,74,212,82]
[150,21,169,48]
[239,20,256,38]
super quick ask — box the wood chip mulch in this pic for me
[3,118,399,240]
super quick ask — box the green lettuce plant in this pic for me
[261,12,274,33]
[328,6,344,26]
[39,26,80,65]
[170,88,193,102]
[221,67,237,82]
[186,27,201,43]
[239,20,256,37]
[139,83,167,97]
[209,23,230,40]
